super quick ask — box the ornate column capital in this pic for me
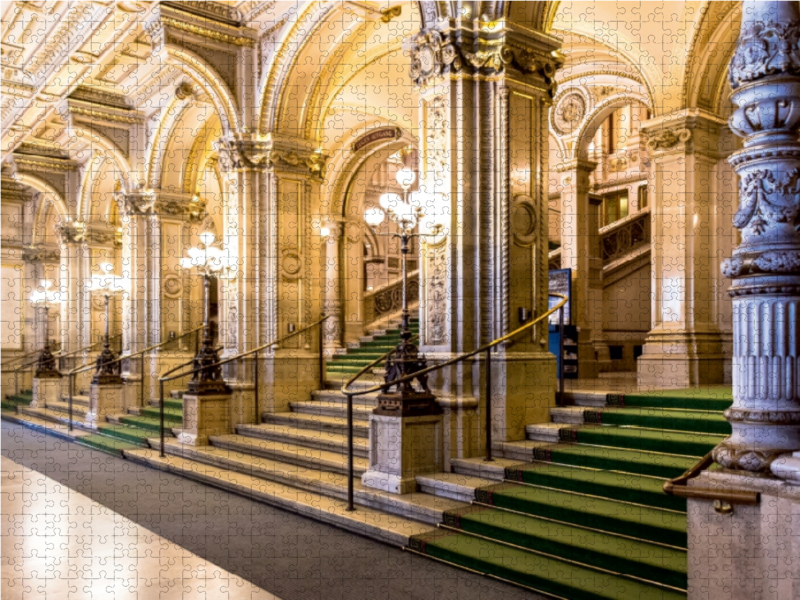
[115,186,157,217]
[323,220,344,242]
[214,135,328,178]
[22,246,60,263]
[640,108,725,159]
[57,221,87,244]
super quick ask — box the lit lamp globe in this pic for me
[364,207,385,228]
[379,192,401,211]
[396,166,416,189]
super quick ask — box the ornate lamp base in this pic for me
[92,344,122,385]
[187,342,230,396]
[35,346,61,379]
[374,391,441,417]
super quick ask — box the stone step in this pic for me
[450,457,523,482]
[209,434,370,477]
[18,404,91,429]
[47,399,89,414]
[236,422,369,458]
[549,406,586,424]
[147,440,465,525]
[598,371,637,381]
[563,390,609,407]
[148,397,183,410]
[60,394,90,405]
[311,389,378,406]
[289,400,373,420]
[494,440,553,462]
[122,447,433,547]
[525,423,570,442]
[415,472,496,503]
[325,378,383,392]
[261,411,369,438]
[1,410,93,443]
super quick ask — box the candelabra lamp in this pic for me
[30,281,61,378]
[90,264,127,385]
[365,166,445,417]
[180,230,237,395]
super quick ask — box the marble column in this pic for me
[408,23,561,460]
[322,220,343,351]
[556,159,609,378]
[58,222,91,374]
[117,190,161,404]
[637,110,727,389]
[713,0,800,478]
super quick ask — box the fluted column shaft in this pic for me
[715,0,800,476]
[322,221,343,350]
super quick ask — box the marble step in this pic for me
[60,394,90,406]
[549,406,586,424]
[563,390,609,407]
[209,434,370,476]
[146,439,466,525]
[261,411,369,438]
[450,457,524,482]
[236,422,369,458]
[311,389,378,406]
[415,472,496,502]
[1,410,92,443]
[47,398,89,413]
[18,404,91,430]
[123,447,433,547]
[525,423,571,442]
[494,440,554,462]
[325,378,383,392]
[289,400,373,420]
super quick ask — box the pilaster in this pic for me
[322,220,344,350]
[637,109,728,388]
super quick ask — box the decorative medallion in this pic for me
[511,195,537,247]
[553,92,586,135]
[162,272,183,299]
[280,247,302,280]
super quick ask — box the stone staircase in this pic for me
[325,318,420,378]
[407,386,733,599]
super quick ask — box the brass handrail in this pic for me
[59,333,123,366]
[2,349,44,368]
[338,293,568,511]
[342,294,567,397]
[663,451,759,509]
[65,327,204,432]
[156,315,330,456]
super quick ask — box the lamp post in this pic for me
[364,165,445,415]
[180,230,237,395]
[30,281,60,378]
[90,263,127,385]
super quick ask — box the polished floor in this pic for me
[2,455,280,600]
[1,421,540,600]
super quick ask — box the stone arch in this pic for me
[16,175,69,247]
[573,92,651,159]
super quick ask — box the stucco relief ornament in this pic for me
[59,221,86,243]
[407,30,461,86]
[644,128,692,152]
[729,20,800,89]
[552,92,586,135]
[734,169,800,235]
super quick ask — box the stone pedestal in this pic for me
[686,470,800,600]
[177,392,231,446]
[31,376,61,409]
[86,383,125,426]
[361,411,444,495]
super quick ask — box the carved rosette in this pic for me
[716,0,800,476]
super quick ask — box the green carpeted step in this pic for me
[610,387,732,412]
[504,463,686,512]
[96,423,153,444]
[78,434,143,455]
[409,529,685,600]
[1,401,19,411]
[118,415,164,432]
[140,406,183,423]
[533,445,696,479]
[585,407,730,436]
[5,393,33,404]
[560,426,722,457]
[159,398,183,410]
[475,482,687,548]
[443,505,687,590]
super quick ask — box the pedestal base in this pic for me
[637,331,725,389]
[361,413,443,495]
[177,392,231,446]
[687,470,800,600]
[86,383,125,426]
[31,376,61,409]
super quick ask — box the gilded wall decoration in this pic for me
[552,92,586,135]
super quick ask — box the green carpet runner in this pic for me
[409,386,734,599]
[2,390,33,412]
[325,319,420,376]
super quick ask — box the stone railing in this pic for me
[363,270,419,326]
[547,207,651,270]
[598,207,650,263]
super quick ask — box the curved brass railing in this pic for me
[156,315,330,457]
[663,451,759,511]
[65,327,204,432]
[2,348,44,369]
[338,293,568,510]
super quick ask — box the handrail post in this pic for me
[140,353,145,408]
[485,348,493,462]
[253,349,259,424]
[14,369,19,396]
[558,305,565,406]
[68,373,74,432]
[160,380,165,458]
[318,321,324,389]
[346,392,355,511]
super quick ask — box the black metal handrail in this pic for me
[156,315,330,457]
[65,327,204,432]
[338,293,569,511]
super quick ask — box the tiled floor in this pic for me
[1,456,279,600]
